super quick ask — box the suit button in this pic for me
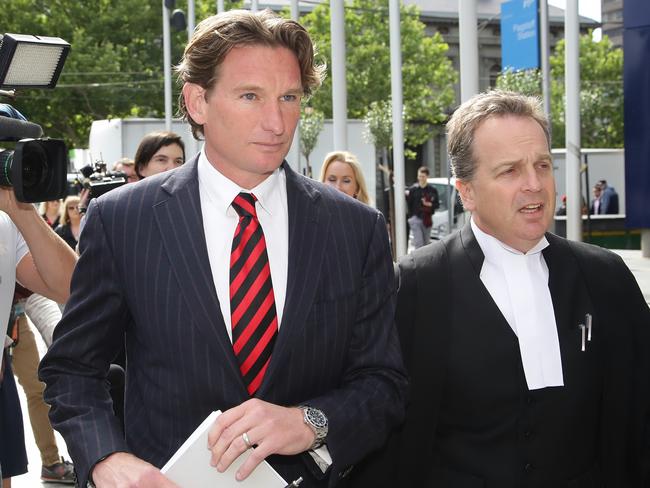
[524,463,534,472]
[523,430,532,439]
[526,395,533,404]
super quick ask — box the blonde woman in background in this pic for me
[319,150,371,205]
[54,195,82,250]
[38,200,61,229]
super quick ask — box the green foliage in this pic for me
[301,0,457,150]
[551,33,623,148]
[496,33,623,148]
[299,107,324,170]
[363,99,393,150]
[0,0,241,149]
[496,68,542,97]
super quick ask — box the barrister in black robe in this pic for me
[350,90,650,488]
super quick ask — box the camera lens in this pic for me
[0,149,15,187]
[21,142,48,189]
[1,139,67,203]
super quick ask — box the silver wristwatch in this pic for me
[299,406,328,450]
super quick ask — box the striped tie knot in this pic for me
[233,192,257,219]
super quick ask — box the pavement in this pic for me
[8,249,650,486]
[613,249,650,306]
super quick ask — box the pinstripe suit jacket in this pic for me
[39,157,408,487]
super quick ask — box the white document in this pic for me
[161,410,287,488]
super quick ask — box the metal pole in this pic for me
[389,0,406,258]
[458,0,479,102]
[642,230,650,258]
[163,0,172,132]
[187,0,195,40]
[217,0,225,13]
[291,0,299,21]
[330,0,347,150]
[447,173,453,238]
[584,153,591,242]
[565,0,582,242]
[540,0,551,122]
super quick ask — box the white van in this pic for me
[428,177,469,239]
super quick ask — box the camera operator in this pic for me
[1,186,77,487]
[0,187,76,302]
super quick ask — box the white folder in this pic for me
[162,410,287,488]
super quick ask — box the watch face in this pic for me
[307,408,328,428]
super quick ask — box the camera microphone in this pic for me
[0,115,44,140]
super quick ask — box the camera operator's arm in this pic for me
[1,188,77,303]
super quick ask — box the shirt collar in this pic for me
[197,147,284,217]
[471,216,549,264]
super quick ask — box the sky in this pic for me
[547,0,602,39]
[547,0,601,22]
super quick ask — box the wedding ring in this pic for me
[242,431,252,449]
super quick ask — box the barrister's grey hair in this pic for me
[446,90,550,182]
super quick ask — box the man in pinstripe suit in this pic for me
[40,10,407,488]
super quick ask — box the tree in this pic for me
[364,99,396,253]
[496,33,623,148]
[300,0,457,153]
[299,107,324,177]
[551,33,623,148]
[496,68,542,97]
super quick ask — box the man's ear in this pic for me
[182,83,208,125]
[455,179,476,212]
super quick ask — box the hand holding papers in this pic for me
[162,411,287,488]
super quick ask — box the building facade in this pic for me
[602,0,624,48]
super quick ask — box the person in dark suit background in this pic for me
[590,183,603,215]
[406,166,439,249]
[351,90,650,487]
[39,9,407,488]
[598,179,619,215]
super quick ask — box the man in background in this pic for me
[598,179,619,214]
[113,158,137,184]
[406,166,439,249]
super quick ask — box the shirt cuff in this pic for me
[308,445,332,473]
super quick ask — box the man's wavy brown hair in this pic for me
[176,9,325,139]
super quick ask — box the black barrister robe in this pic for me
[350,224,650,487]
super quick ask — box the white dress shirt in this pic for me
[198,149,289,341]
[471,218,564,390]
[197,151,333,466]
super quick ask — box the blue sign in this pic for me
[501,0,540,71]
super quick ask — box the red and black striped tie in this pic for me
[230,192,278,395]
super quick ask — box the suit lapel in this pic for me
[459,222,484,275]
[458,223,519,341]
[543,234,595,365]
[257,163,329,396]
[152,156,245,390]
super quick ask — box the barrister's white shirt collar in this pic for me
[471,217,564,390]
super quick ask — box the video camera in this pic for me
[0,33,70,203]
[75,160,127,200]
[0,110,68,203]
